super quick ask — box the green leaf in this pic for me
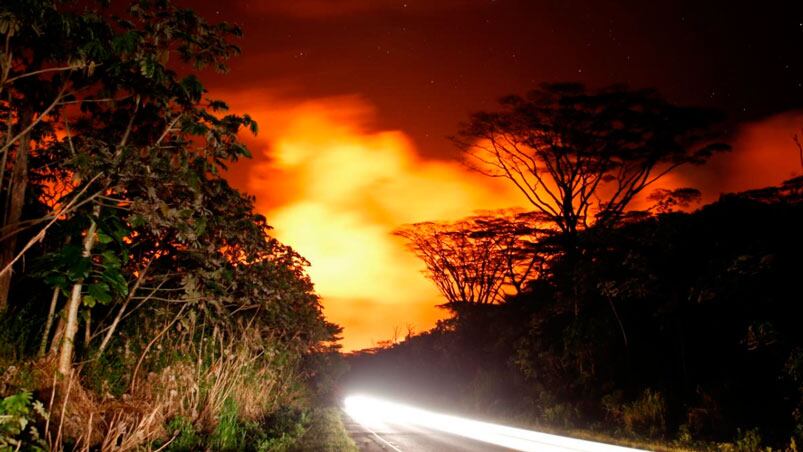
[139,56,156,78]
[58,244,83,266]
[82,294,96,308]
[129,214,146,228]
[44,274,67,288]
[68,257,91,280]
[101,250,121,268]
[87,282,112,305]
[96,232,114,245]
[101,269,128,296]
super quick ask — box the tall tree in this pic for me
[395,212,552,305]
[454,83,728,249]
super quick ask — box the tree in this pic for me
[395,218,507,305]
[395,211,553,305]
[0,0,101,311]
[471,210,555,295]
[454,83,728,248]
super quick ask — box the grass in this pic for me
[290,407,357,452]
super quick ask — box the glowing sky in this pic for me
[195,0,803,350]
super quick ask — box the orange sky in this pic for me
[220,86,802,351]
[222,92,523,350]
[192,0,803,351]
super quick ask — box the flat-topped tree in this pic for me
[454,83,729,250]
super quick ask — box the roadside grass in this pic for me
[291,407,358,452]
[566,429,704,451]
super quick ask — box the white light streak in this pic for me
[344,394,648,452]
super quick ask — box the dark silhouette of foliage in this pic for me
[347,182,803,449]
[454,83,729,244]
[394,210,554,305]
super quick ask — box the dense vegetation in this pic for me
[346,86,803,450]
[0,0,342,450]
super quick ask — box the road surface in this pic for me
[342,395,646,452]
[343,412,513,451]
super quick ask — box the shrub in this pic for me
[0,391,48,451]
[718,428,768,452]
[621,389,667,437]
[165,416,201,451]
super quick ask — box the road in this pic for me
[343,412,513,451]
[342,395,647,452]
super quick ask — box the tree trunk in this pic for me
[57,208,99,375]
[38,288,60,357]
[0,111,32,312]
[49,315,65,355]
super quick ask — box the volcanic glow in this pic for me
[226,94,521,350]
[222,88,802,351]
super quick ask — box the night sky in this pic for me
[198,0,802,157]
[182,0,803,350]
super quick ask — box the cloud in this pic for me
[221,84,802,350]
[667,111,803,203]
[221,92,521,350]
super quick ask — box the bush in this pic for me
[165,416,201,451]
[0,391,48,451]
[622,389,667,437]
[718,428,768,452]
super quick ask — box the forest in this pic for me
[345,85,803,450]
[0,1,346,450]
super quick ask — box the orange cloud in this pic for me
[659,111,803,205]
[222,86,801,351]
[222,93,521,351]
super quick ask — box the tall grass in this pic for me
[0,324,313,450]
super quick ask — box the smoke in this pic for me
[223,87,802,351]
[652,111,802,205]
[223,93,521,351]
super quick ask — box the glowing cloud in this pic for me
[222,87,802,351]
[223,93,521,350]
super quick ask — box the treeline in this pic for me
[0,1,340,450]
[345,85,803,450]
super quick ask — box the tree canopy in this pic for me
[455,83,729,240]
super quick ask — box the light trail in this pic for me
[344,394,648,452]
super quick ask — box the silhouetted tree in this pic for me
[455,83,728,248]
[472,210,555,295]
[395,211,553,304]
[648,188,703,214]
[395,217,508,304]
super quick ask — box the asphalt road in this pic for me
[343,413,513,451]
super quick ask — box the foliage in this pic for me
[290,408,357,452]
[0,391,47,451]
[454,83,728,239]
[165,416,201,451]
[395,210,554,304]
[0,0,342,449]
[345,186,803,449]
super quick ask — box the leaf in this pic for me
[44,274,67,289]
[82,295,96,308]
[68,257,91,281]
[96,232,114,245]
[58,244,83,266]
[139,56,156,78]
[101,269,128,296]
[87,282,112,304]
[101,250,121,268]
[129,214,146,228]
